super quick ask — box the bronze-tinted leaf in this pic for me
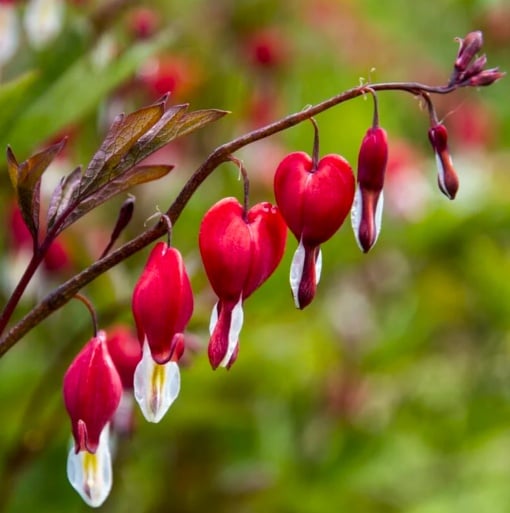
[6,146,19,190]
[80,102,166,195]
[121,104,189,165]
[58,165,174,233]
[174,108,229,139]
[47,166,82,232]
[14,139,67,240]
[100,195,136,259]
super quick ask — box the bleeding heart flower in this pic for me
[351,126,388,253]
[131,242,192,422]
[274,151,354,308]
[428,123,459,200]
[199,197,287,369]
[63,331,122,508]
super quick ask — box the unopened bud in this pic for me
[454,31,483,72]
[428,124,459,200]
[467,68,506,87]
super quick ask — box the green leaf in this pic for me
[1,32,173,156]
[57,165,174,233]
[80,101,165,195]
[0,72,39,138]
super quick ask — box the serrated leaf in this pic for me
[47,166,82,231]
[57,165,174,233]
[13,139,66,240]
[80,102,165,195]
[173,109,229,139]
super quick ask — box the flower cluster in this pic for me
[59,30,504,508]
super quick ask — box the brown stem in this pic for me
[227,156,250,220]
[0,80,460,357]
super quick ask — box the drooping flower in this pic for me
[131,242,193,422]
[351,125,388,252]
[428,123,459,200]
[199,197,287,369]
[63,331,122,508]
[274,152,354,308]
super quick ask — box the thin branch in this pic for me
[0,80,461,356]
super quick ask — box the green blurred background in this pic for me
[0,0,509,511]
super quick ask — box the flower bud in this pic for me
[428,124,459,200]
[351,126,388,253]
[454,31,483,73]
[132,242,193,422]
[63,331,122,507]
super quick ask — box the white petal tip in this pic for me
[134,343,180,423]
[66,427,112,508]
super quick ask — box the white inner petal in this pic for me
[435,152,447,195]
[289,240,306,308]
[133,341,180,423]
[219,296,244,368]
[67,424,113,508]
[350,185,364,251]
[315,248,323,285]
[209,301,219,335]
[373,190,384,245]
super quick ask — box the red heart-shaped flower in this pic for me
[199,197,287,368]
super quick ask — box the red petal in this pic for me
[63,332,122,453]
[274,152,355,247]
[132,242,194,364]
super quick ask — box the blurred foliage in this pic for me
[0,0,509,512]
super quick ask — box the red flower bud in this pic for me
[274,151,354,308]
[199,197,287,368]
[454,31,483,73]
[351,126,388,253]
[131,242,193,422]
[63,331,122,454]
[428,124,459,200]
[105,326,142,391]
[132,242,193,365]
[63,333,120,508]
